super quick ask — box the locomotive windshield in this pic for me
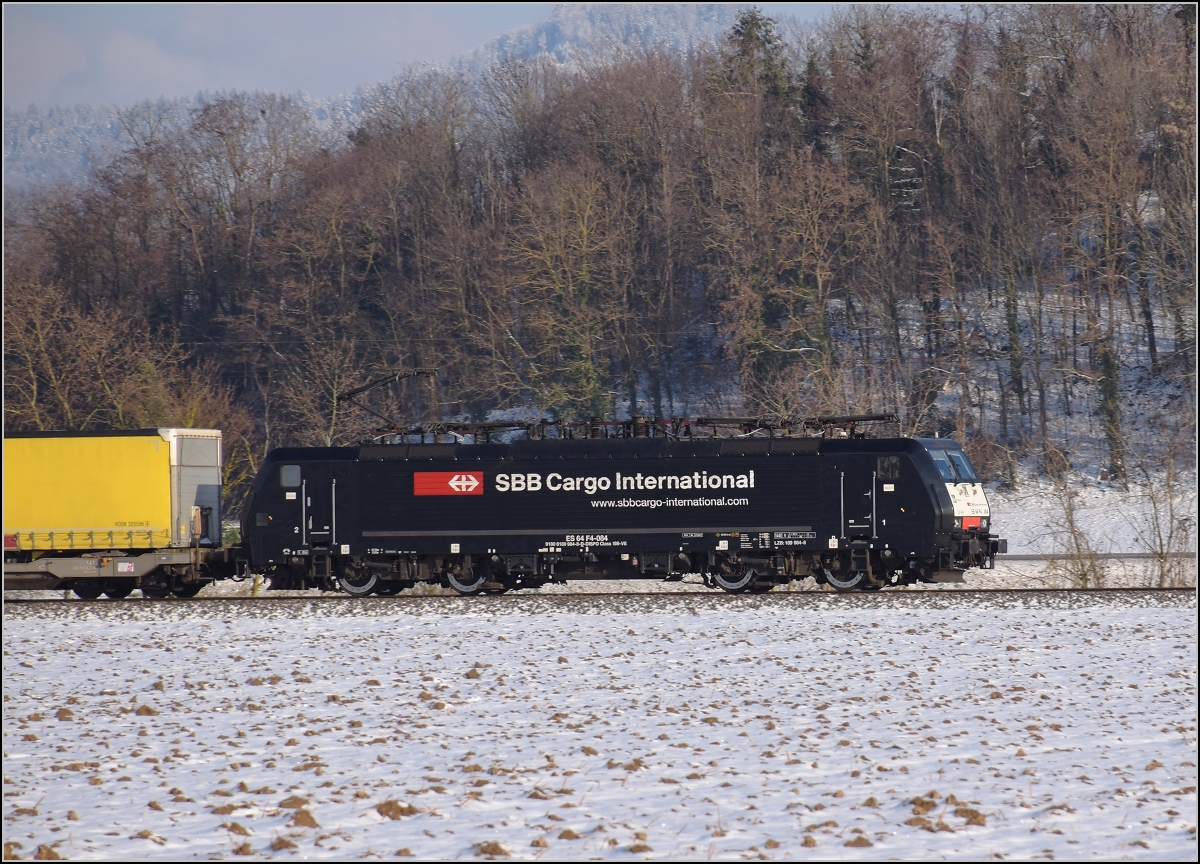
[929,448,979,483]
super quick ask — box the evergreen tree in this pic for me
[715,7,801,159]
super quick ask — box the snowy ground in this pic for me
[3,594,1195,861]
[987,476,1197,558]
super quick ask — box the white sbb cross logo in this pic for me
[449,474,480,492]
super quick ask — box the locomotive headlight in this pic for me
[981,518,988,530]
[954,517,963,530]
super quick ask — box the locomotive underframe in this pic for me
[261,529,1003,596]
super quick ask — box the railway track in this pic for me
[5,587,1194,620]
[1001,552,1196,560]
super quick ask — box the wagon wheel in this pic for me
[373,581,403,596]
[710,559,755,594]
[102,580,135,599]
[445,558,487,596]
[338,568,379,597]
[822,567,868,593]
[172,582,205,599]
[141,584,172,599]
[72,581,104,600]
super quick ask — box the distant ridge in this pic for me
[466,3,741,69]
[3,4,799,191]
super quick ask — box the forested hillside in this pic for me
[5,5,1195,500]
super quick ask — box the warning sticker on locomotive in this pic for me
[413,471,484,496]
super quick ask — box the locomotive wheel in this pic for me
[711,564,755,594]
[172,582,204,598]
[72,581,104,600]
[338,569,379,597]
[373,581,403,596]
[823,568,868,593]
[103,580,135,599]
[445,560,487,596]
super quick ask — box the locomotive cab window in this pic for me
[928,449,979,483]
[947,451,978,483]
[280,464,301,487]
[877,456,900,481]
[929,450,955,481]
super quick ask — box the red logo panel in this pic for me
[413,471,484,496]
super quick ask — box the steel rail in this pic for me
[1000,552,1196,560]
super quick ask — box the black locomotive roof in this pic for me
[915,437,967,450]
[353,438,817,461]
[263,446,358,463]
[261,436,956,465]
[327,436,934,462]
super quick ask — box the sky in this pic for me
[2,3,841,111]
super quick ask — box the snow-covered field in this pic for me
[3,594,1195,861]
[988,478,1196,558]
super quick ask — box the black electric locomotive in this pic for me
[241,422,1006,595]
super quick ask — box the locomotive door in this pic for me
[835,458,876,540]
[875,455,902,536]
[275,463,306,551]
[303,465,344,551]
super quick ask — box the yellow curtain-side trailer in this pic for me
[3,429,223,597]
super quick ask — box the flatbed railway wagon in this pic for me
[3,429,229,598]
[245,433,1006,595]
